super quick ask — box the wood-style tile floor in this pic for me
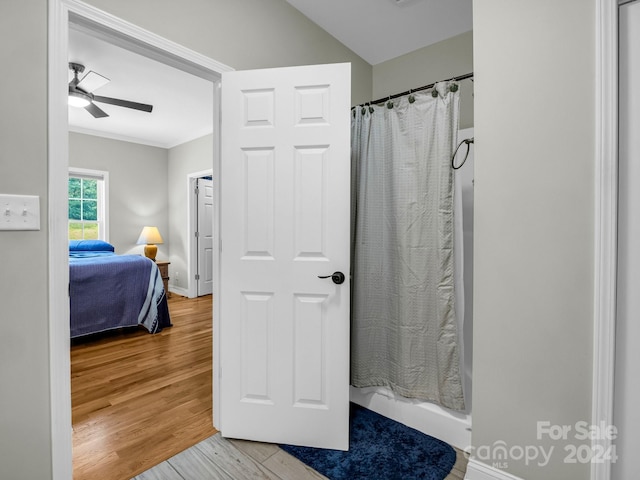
[134,434,469,480]
[71,294,467,480]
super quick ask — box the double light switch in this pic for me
[0,194,41,231]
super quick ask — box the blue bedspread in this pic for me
[69,253,172,338]
[69,250,115,259]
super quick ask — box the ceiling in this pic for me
[68,27,214,149]
[285,0,472,65]
[67,0,472,149]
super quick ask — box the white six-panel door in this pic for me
[219,63,351,450]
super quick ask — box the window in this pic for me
[68,168,108,240]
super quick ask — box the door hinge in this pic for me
[195,231,199,238]
[195,186,199,195]
[195,274,200,280]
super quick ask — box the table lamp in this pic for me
[136,226,163,261]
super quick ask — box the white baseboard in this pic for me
[464,458,524,480]
[169,285,189,297]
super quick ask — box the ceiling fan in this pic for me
[68,62,153,118]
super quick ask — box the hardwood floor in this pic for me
[72,294,468,480]
[71,294,217,480]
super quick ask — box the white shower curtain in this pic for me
[350,82,465,411]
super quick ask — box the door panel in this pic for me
[219,63,350,450]
[197,178,214,296]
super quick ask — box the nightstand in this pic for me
[155,260,171,298]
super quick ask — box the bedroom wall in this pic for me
[471,1,595,478]
[372,30,474,129]
[167,134,214,295]
[69,133,170,260]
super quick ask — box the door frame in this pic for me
[187,169,214,299]
[592,1,617,480]
[48,1,232,477]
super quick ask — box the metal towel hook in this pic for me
[451,137,474,170]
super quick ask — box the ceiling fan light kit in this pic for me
[68,90,91,108]
[67,62,153,118]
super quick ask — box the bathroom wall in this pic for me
[372,31,474,129]
[472,1,594,478]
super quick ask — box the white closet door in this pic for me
[197,177,214,296]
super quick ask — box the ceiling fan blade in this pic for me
[93,95,153,113]
[76,71,110,93]
[84,102,109,118]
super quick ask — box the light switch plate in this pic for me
[0,194,41,231]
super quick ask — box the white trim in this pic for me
[49,1,232,477]
[68,166,107,180]
[169,285,189,297]
[212,78,223,431]
[64,0,233,78]
[187,168,214,299]
[592,1,618,480]
[68,167,109,242]
[49,2,73,478]
[464,459,524,480]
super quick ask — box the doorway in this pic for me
[49,1,231,476]
[187,171,214,298]
[196,177,214,296]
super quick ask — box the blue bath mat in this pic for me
[280,403,457,480]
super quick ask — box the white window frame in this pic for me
[68,167,109,241]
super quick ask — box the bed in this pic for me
[69,240,172,338]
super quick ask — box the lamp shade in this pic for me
[137,226,164,245]
[136,226,163,261]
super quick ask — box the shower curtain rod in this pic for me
[354,72,474,108]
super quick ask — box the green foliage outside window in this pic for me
[68,177,100,239]
[69,222,99,240]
